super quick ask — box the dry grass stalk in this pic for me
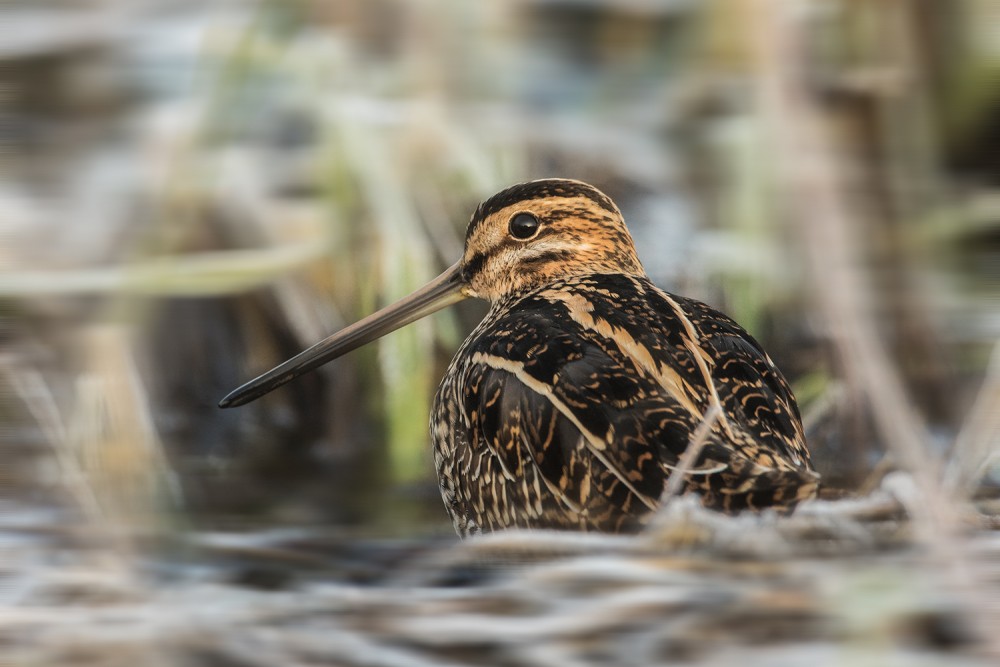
[64,325,177,558]
[945,342,1000,493]
[662,403,723,500]
[2,356,102,522]
[748,0,997,654]
[750,0,947,528]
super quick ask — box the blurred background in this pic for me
[2,0,999,664]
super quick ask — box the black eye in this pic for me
[509,213,540,240]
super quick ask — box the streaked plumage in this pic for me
[221,179,819,536]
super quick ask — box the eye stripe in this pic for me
[462,251,488,281]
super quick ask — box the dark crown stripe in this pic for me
[466,180,617,241]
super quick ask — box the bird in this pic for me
[220,178,820,536]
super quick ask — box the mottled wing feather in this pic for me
[434,274,819,535]
[672,294,812,467]
[650,290,818,510]
[458,319,670,533]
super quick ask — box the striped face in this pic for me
[460,179,645,303]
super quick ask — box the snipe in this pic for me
[221,179,819,536]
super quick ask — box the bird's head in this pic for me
[219,179,644,407]
[460,179,644,302]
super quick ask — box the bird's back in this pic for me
[431,273,818,536]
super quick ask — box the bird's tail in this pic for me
[684,456,821,514]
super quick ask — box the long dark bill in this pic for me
[219,261,468,408]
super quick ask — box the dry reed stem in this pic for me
[2,357,100,522]
[662,404,723,500]
[70,325,177,535]
[945,342,1000,494]
[750,0,949,528]
[1,351,140,576]
[748,0,999,655]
